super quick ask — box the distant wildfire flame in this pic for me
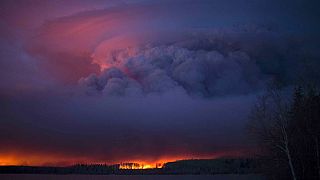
[119,162,164,169]
[0,151,244,167]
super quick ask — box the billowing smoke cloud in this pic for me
[80,43,263,97]
[1,0,320,165]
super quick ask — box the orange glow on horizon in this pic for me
[0,154,205,167]
[119,162,164,169]
[0,150,248,167]
[0,153,94,166]
[0,154,175,168]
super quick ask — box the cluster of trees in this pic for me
[119,162,145,169]
[248,84,320,179]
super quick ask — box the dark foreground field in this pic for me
[0,174,265,180]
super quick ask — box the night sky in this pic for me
[0,0,320,166]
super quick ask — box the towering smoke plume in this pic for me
[80,42,263,97]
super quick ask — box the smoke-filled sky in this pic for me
[0,0,320,166]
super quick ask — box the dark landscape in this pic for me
[0,158,260,175]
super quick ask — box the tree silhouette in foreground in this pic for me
[248,84,320,179]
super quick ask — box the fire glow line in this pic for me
[119,162,164,169]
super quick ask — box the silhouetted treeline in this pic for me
[0,158,260,175]
[248,85,320,180]
[163,158,261,174]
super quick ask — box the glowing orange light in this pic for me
[119,162,164,169]
[0,150,247,167]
